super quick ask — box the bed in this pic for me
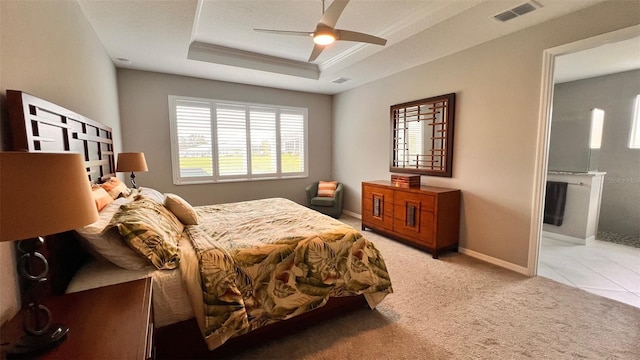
[6,90,393,357]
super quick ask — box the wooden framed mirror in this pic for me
[390,93,456,177]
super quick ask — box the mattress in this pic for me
[66,258,194,328]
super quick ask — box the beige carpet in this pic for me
[225,216,640,359]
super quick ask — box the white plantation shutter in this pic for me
[250,107,277,175]
[216,104,247,176]
[169,96,307,184]
[280,109,305,174]
[174,99,214,179]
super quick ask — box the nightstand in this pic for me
[1,278,154,359]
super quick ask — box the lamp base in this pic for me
[129,172,139,189]
[5,324,68,358]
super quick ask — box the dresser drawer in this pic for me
[393,191,434,211]
[363,184,394,202]
[392,205,435,247]
[362,183,394,231]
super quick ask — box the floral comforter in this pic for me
[179,198,393,350]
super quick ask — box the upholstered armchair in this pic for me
[305,181,344,219]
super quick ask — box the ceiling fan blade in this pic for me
[336,29,387,46]
[318,0,350,28]
[254,28,312,37]
[308,43,325,62]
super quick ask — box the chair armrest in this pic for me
[334,183,344,212]
[305,182,318,205]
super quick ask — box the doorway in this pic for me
[531,25,640,308]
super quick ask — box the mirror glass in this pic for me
[390,93,455,177]
[548,107,604,172]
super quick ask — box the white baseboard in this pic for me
[345,211,529,276]
[458,247,529,276]
[342,210,361,219]
[542,231,594,245]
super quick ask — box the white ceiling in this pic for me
[77,0,630,95]
[554,35,640,83]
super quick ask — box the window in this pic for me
[630,95,640,149]
[168,96,307,184]
[589,108,604,149]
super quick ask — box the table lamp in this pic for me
[116,152,148,189]
[0,152,99,356]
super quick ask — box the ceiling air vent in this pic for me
[332,77,350,84]
[493,1,541,22]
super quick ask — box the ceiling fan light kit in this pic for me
[313,28,336,45]
[254,0,387,62]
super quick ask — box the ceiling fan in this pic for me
[253,0,387,62]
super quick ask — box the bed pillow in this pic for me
[75,197,152,270]
[99,177,132,199]
[317,181,338,197]
[164,193,199,225]
[137,187,165,204]
[110,198,184,270]
[92,187,114,211]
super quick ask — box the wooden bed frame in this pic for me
[5,90,369,357]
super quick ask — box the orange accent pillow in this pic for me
[92,187,114,211]
[317,181,338,197]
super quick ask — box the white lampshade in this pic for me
[116,152,148,172]
[0,152,99,242]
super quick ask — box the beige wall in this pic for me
[116,69,333,206]
[333,1,640,268]
[0,0,120,324]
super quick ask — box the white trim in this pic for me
[301,107,309,180]
[350,210,528,274]
[630,94,640,149]
[188,41,319,80]
[343,209,361,219]
[211,103,220,179]
[527,48,555,277]
[189,0,204,45]
[275,108,282,174]
[541,231,595,246]
[529,25,640,277]
[350,212,527,274]
[458,247,529,276]
[168,95,179,184]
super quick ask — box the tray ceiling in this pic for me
[78,0,619,94]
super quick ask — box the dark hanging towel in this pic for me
[543,181,568,226]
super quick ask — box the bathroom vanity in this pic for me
[543,171,606,245]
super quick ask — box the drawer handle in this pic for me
[373,197,381,217]
[407,205,416,227]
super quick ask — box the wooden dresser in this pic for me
[362,180,460,258]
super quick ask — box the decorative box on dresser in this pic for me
[362,180,461,258]
[1,278,154,360]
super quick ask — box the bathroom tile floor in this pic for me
[538,237,640,308]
